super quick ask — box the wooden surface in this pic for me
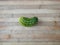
[0,0,60,45]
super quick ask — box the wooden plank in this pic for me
[0,1,60,5]
[0,33,60,42]
[0,28,60,34]
[0,0,60,1]
[0,1,43,5]
[0,17,59,22]
[0,1,60,9]
[0,9,60,14]
[0,13,60,18]
[0,21,54,26]
[0,25,60,30]
[1,42,60,45]
[0,26,53,30]
[0,5,60,9]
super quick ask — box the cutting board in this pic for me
[0,0,60,45]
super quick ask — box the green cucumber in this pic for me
[18,17,38,27]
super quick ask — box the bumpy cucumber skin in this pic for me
[18,17,38,27]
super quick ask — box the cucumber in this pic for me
[18,17,38,27]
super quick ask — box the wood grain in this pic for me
[0,0,60,45]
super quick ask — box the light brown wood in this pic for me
[0,0,60,45]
